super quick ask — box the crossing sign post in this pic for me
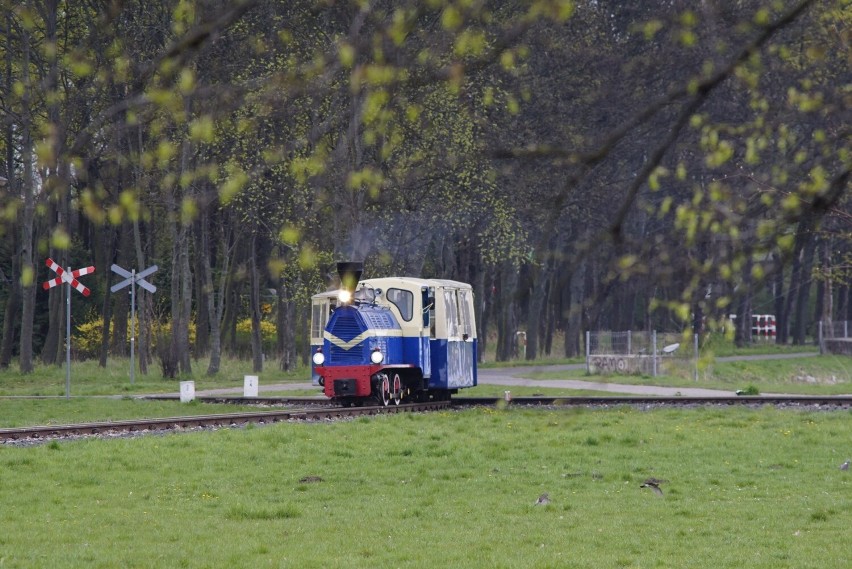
[111,264,157,384]
[43,258,96,399]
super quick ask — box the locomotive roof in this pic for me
[311,277,472,301]
[359,277,472,290]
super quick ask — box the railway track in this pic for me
[3,394,849,445]
[146,394,852,408]
[0,400,449,444]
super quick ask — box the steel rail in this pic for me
[143,394,852,408]
[0,400,449,443]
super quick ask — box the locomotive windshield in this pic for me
[353,284,380,303]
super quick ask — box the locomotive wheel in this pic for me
[378,374,391,407]
[392,374,402,406]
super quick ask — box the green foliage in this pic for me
[1,0,850,373]
[234,317,277,355]
[73,317,107,359]
[74,316,197,359]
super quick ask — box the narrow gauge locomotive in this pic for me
[311,262,477,406]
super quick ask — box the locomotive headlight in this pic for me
[370,349,384,364]
[312,350,325,366]
[338,290,352,304]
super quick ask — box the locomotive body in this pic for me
[312,266,477,405]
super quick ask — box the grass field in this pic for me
[0,399,264,429]
[0,357,307,397]
[1,406,850,568]
[528,354,852,396]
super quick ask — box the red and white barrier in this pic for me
[751,314,776,339]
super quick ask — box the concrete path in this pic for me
[478,376,737,397]
[471,353,819,397]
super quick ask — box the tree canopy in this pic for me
[0,0,849,372]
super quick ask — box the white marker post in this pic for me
[244,375,259,397]
[110,264,157,384]
[179,381,195,403]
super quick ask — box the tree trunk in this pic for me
[249,231,263,373]
[193,215,210,356]
[495,262,519,362]
[167,210,193,377]
[0,269,20,369]
[0,11,18,369]
[791,229,817,345]
[40,1,69,367]
[203,204,233,376]
[109,222,132,357]
[18,25,35,374]
[525,259,552,361]
[276,271,296,372]
[178,223,193,374]
[96,194,117,367]
[133,218,151,375]
[474,270,494,363]
[563,260,585,358]
[815,237,832,345]
[773,252,787,344]
[733,292,752,348]
[836,284,848,325]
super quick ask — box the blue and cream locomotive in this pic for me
[311,262,477,405]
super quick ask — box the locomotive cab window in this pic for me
[386,288,414,321]
[443,289,460,338]
[457,289,474,339]
[311,300,331,342]
[441,288,475,341]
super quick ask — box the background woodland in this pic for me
[0,0,848,376]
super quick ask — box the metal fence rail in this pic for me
[819,320,852,355]
[585,330,692,377]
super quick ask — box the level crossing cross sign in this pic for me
[110,263,158,385]
[42,257,96,399]
[110,264,157,294]
[43,258,95,296]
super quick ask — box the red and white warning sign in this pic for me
[43,258,95,296]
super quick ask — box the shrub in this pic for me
[74,316,196,360]
[75,318,109,359]
[234,318,278,356]
[736,385,760,396]
[235,318,277,342]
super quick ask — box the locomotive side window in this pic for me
[429,287,436,338]
[444,289,460,338]
[311,302,327,341]
[387,288,414,321]
[457,289,473,339]
[421,287,431,329]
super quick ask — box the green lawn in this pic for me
[524,355,852,395]
[0,398,264,429]
[0,406,849,568]
[0,357,309,397]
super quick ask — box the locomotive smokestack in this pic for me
[337,262,363,292]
